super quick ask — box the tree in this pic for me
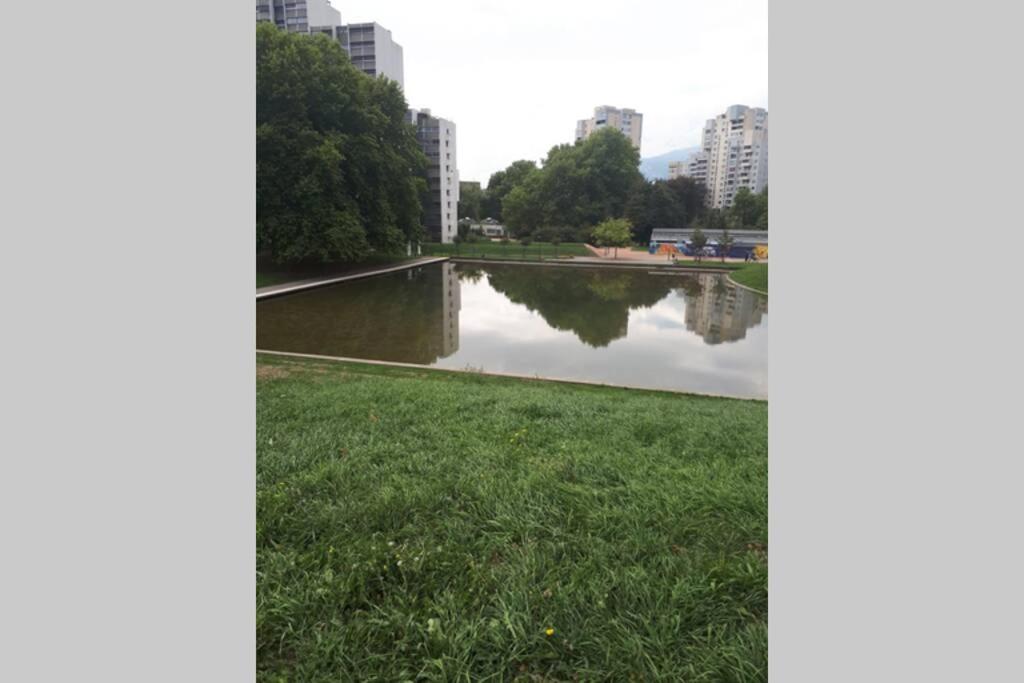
[730,187,759,228]
[625,176,705,244]
[458,181,484,221]
[592,218,633,259]
[502,173,545,238]
[499,128,643,238]
[719,227,734,262]
[257,24,426,264]
[520,235,533,260]
[483,160,539,221]
[690,227,708,263]
[755,187,768,230]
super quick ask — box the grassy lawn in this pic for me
[729,264,768,294]
[421,241,592,261]
[257,354,767,681]
[257,254,416,288]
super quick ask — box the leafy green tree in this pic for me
[500,129,643,238]
[755,187,768,230]
[592,218,633,259]
[502,173,545,238]
[719,227,735,262]
[458,181,484,221]
[730,188,759,228]
[756,209,768,230]
[626,179,696,243]
[690,227,708,262]
[482,160,539,220]
[257,24,426,264]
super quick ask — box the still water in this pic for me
[257,262,768,398]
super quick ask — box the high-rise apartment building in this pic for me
[256,0,343,37]
[256,4,404,88]
[408,109,459,244]
[338,22,404,89]
[681,105,768,209]
[575,106,643,150]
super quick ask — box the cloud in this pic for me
[338,0,768,181]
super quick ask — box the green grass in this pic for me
[257,355,767,681]
[729,264,768,294]
[421,241,592,261]
[257,254,415,288]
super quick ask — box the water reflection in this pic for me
[683,273,768,344]
[256,262,768,397]
[257,262,462,365]
[485,266,676,347]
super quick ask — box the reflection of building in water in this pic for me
[683,274,767,344]
[440,262,461,357]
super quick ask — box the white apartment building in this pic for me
[575,106,643,150]
[668,160,688,180]
[681,105,768,209]
[256,0,343,37]
[338,22,404,89]
[408,109,460,244]
[256,4,404,89]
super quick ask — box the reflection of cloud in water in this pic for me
[439,268,768,399]
[258,262,768,399]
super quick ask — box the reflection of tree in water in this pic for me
[484,265,676,347]
[257,264,460,364]
[458,267,484,284]
[682,273,767,344]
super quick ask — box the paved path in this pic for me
[256,257,448,300]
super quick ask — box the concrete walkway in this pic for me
[256,257,448,300]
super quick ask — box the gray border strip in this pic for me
[256,257,449,300]
[256,348,764,402]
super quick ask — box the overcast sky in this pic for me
[339,0,767,183]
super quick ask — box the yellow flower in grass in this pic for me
[545,628,555,637]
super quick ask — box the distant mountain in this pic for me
[639,146,700,181]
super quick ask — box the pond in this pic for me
[257,262,768,398]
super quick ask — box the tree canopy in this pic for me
[481,160,538,221]
[625,176,706,243]
[257,23,427,264]
[457,181,484,221]
[592,218,633,257]
[501,128,643,238]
